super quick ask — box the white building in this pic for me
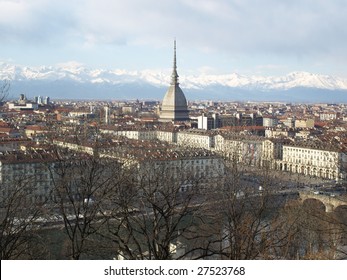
[68,110,93,118]
[8,102,38,111]
[263,117,278,127]
[197,113,218,130]
[319,112,337,121]
[104,106,110,125]
[176,130,214,150]
[156,130,176,143]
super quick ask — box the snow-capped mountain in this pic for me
[1,61,347,102]
[180,71,347,91]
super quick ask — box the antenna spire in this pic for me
[171,39,179,85]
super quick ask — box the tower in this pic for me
[104,105,110,125]
[159,40,189,122]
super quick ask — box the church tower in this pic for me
[159,40,189,122]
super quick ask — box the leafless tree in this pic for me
[48,146,123,259]
[330,205,347,258]
[267,198,343,259]
[103,160,209,260]
[0,178,46,259]
[0,80,10,103]
[189,146,307,260]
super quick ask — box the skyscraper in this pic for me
[159,41,189,122]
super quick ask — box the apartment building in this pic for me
[263,116,278,127]
[214,134,263,166]
[176,130,215,150]
[262,139,291,169]
[280,143,347,181]
[295,118,315,128]
[100,138,225,189]
[0,152,56,205]
[100,127,347,181]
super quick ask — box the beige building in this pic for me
[262,139,291,169]
[265,128,294,138]
[113,130,157,141]
[122,106,135,114]
[156,130,176,143]
[280,144,346,181]
[0,152,56,205]
[100,125,347,182]
[176,130,214,150]
[295,118,314,128]
[53,139,95,155]
[214,134,263,166]
[24,125,48,138]
[101,127,177,143]
[282,118,295,128]
[103,128,215,149]
[53,136,224,189]
[141,153,224,189]
[107,145,225,190]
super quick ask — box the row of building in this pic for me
[100,127,347,181]
[7,94,51,111]
[0,133,226,204]
[195,112,315,130]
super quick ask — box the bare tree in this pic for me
[104,160,208,260]
[191,147,303,260]
[330,205,347,258]
[0,80,10,103]
[0,178,45,259]
[48,146,122,259]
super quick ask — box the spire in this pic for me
[171,39,179,85]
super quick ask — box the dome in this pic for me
[162,84,188,110]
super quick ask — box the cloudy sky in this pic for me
[1,0,347,77]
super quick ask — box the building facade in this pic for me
[0,153,56,205]
[280,144,346,181]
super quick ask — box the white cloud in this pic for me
[1,0,347,75]
[1,0,346,54]
[0,0,79,44]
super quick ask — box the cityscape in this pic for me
[1,41,347,260]
[1,1,347,263]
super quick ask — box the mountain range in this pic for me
[1,61,347,102]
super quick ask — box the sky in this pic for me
[1,0,347,78]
